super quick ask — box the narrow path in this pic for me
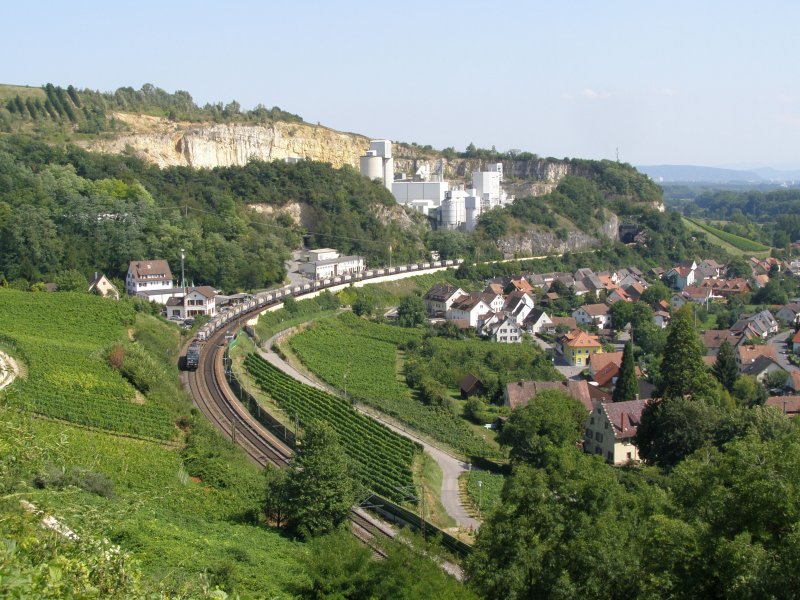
[259,330,481,531]
[0,351,19,391]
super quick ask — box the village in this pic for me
[84,245,800,471]
[423,255,800,466]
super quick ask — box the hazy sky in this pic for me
[3,1,799,167]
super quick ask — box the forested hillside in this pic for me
[0,135,427,290]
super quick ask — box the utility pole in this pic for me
[181,248,186,291]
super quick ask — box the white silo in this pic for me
[440,194,466,230]
[360,150,384,182]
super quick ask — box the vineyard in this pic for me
[463,470,505,516]
[687,218,771,252]
[243,352,419,503]
[288,313,499,458]
[0,290,175,440]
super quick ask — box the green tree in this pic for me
[352,295,375,317]
[640,281,671,305]
[657,306,716,401]
[635,397,724,469]
[613,341,638,402]
[498,390,586,465]
[55,269,88,292]
[263,465,290,527]
[732,374,768,407]
[296,530,374,600]
[396,295,426,328]
[712,340,738,392]
[285,420,355,539]
[763,369,789,390]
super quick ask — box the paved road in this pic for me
[769,330,800,380]
[259,330,481,531]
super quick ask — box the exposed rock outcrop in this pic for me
[85,113,370,169]
[496,214,620,258]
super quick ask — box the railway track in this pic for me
[184,320,396,551]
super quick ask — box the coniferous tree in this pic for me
[66,84,81,107]
[24,98,37,119]
[612,341,638,402]
[43,99,58,120]
[657,305,715,401]
[13,96,25,115]
[712,340,738,392]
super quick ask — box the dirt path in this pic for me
[0,351,19,391]
[259,330,480,531]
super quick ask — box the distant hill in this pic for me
[637,164,764,183]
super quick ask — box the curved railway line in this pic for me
[183,260,465,554]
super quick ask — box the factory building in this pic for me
[359,140,394,191]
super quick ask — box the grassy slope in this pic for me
[0,291,304,597]
[0,83,46,102]
[682,217,771,257]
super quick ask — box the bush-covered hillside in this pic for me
[0,135,428,290]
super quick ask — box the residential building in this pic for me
[742,356,788,384]
[487,316,523,343]
[776,303,800,327]
[447,294,491,327]
[165,286,218,319]
[765,395,800,417]
[793,330,800,353]
[730,310,779,341]
[559,329,603,366]
[504,380,592,412]
[549,316,577,332]
[737,344,779,369]
[481,293,506,314]
[584,399,647,464]
[572,303,611,328]
[664,261,697,290]
[507,277,534,295]
[87,272,119,300]
[424,284,467,317]
[126,260,174,295]
[702,329,743,355]
[699,278,751,297]
[524,309,553,335]
[503,291,535,325]
[653,310,671,329]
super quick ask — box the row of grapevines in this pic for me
[288,313,501,458]
[244,352,418,503]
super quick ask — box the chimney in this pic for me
[620,412,627,431]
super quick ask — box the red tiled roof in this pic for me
[563,329,601,348]
[505,380,592,411]
[766,395,800,416]
[601,399,647,440]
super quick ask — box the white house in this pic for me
[126,260,174,295]
[165,286,218,319]
[503,291,535,325]
[87,272,120,300]
[664,261,697,290]
[572,303,611,329]
[481,293,506,314]
[423,284,466,316]
[447,294,491,327]
[584,399,647,465]
[524,309,553,335]
[487,317,523,343]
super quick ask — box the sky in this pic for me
[3,0,799,167]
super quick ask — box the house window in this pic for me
[604,421,608,430]
[590,417,595,425]
[626,452,632,460]
[607,451,613,462]
[595,432,603,442]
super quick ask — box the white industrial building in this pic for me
[298,248,365,279]
[359,139,515,231]
[359,140,393,191]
